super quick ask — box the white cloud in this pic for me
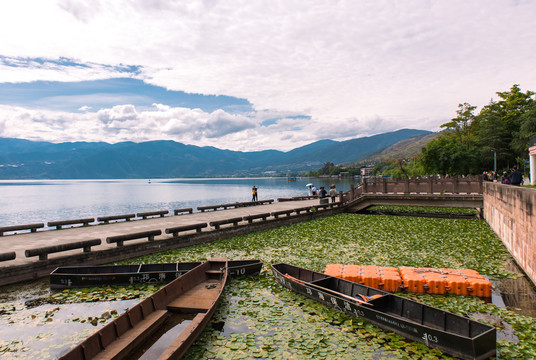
[0,104,314,150]
[0,0,535,150]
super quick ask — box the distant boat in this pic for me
[50,259,263,289]
[287,177,297,182]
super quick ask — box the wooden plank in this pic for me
[157,313,205,360]
[92,310,168,360]
[98,323,117,349]
[81,334,103,360]
[167,281,223,313]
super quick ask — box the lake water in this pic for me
[0,177,357,227]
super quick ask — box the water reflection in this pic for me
[133,313,194,360]
[492,260,536,317]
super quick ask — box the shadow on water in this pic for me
[491,260,536,317]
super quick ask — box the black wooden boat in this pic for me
[60,259,228,360]
[50,259,262,289]
[271,263,496,360]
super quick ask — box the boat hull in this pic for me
[50,259,262,289]
[59,259,228,360]
[271,263,495,360]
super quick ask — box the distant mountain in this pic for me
[360,132,438,163]
[0,129,430,179]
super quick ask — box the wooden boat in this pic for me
[50,259,262,289]
[60,259,228,360]
[271,263,496,360]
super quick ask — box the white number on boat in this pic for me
[422,333,439,343]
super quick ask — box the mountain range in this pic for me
[0,129,431,179]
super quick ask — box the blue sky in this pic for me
[0,77,253,113]
[0,1,535,151]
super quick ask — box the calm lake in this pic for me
[0,177,357,227]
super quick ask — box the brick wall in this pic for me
[483,182,536,285]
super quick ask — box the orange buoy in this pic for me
[324,264,491,298]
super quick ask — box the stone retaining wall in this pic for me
[483,182,536,285]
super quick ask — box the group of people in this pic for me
[253,183,339,203]
[484,167,524,186]
[310,184,338,203]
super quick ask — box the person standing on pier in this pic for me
[329,184,337,203]
[252,185,258,201]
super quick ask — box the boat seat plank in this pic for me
[157,312,205,360]
[92,310,168,360]
[167,281,223,313]
[205,269,224,274]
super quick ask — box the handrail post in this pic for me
[453,176,459,194]
[363,178,368,193]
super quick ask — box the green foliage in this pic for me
[128,214,512,277]
[373,156,425,179]
[440,103,477,150]
[367,205,478,215]
[305,162,361,177]
[420,84,536,175]
[2,214,534,359]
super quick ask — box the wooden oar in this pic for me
[284,274,382,306]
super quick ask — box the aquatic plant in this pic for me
[1,213,534,359]
[367,205,479,215]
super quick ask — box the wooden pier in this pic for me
[0,176,485,287]
[0,198,340,286]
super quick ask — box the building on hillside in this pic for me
[361,167,374,176]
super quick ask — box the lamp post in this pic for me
[492,150,496,172]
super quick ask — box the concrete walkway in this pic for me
[0,199,320,269]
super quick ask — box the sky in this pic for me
[0,1,535,152]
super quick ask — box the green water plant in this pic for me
[367,205,479,215]
[1,213,532,359]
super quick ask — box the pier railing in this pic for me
[342,175,483,203]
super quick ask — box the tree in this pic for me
[477,84,535,168]
[440,102,477,150]
[512,105,536,157]
[420,84,536,175]
[420,103,479,175]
